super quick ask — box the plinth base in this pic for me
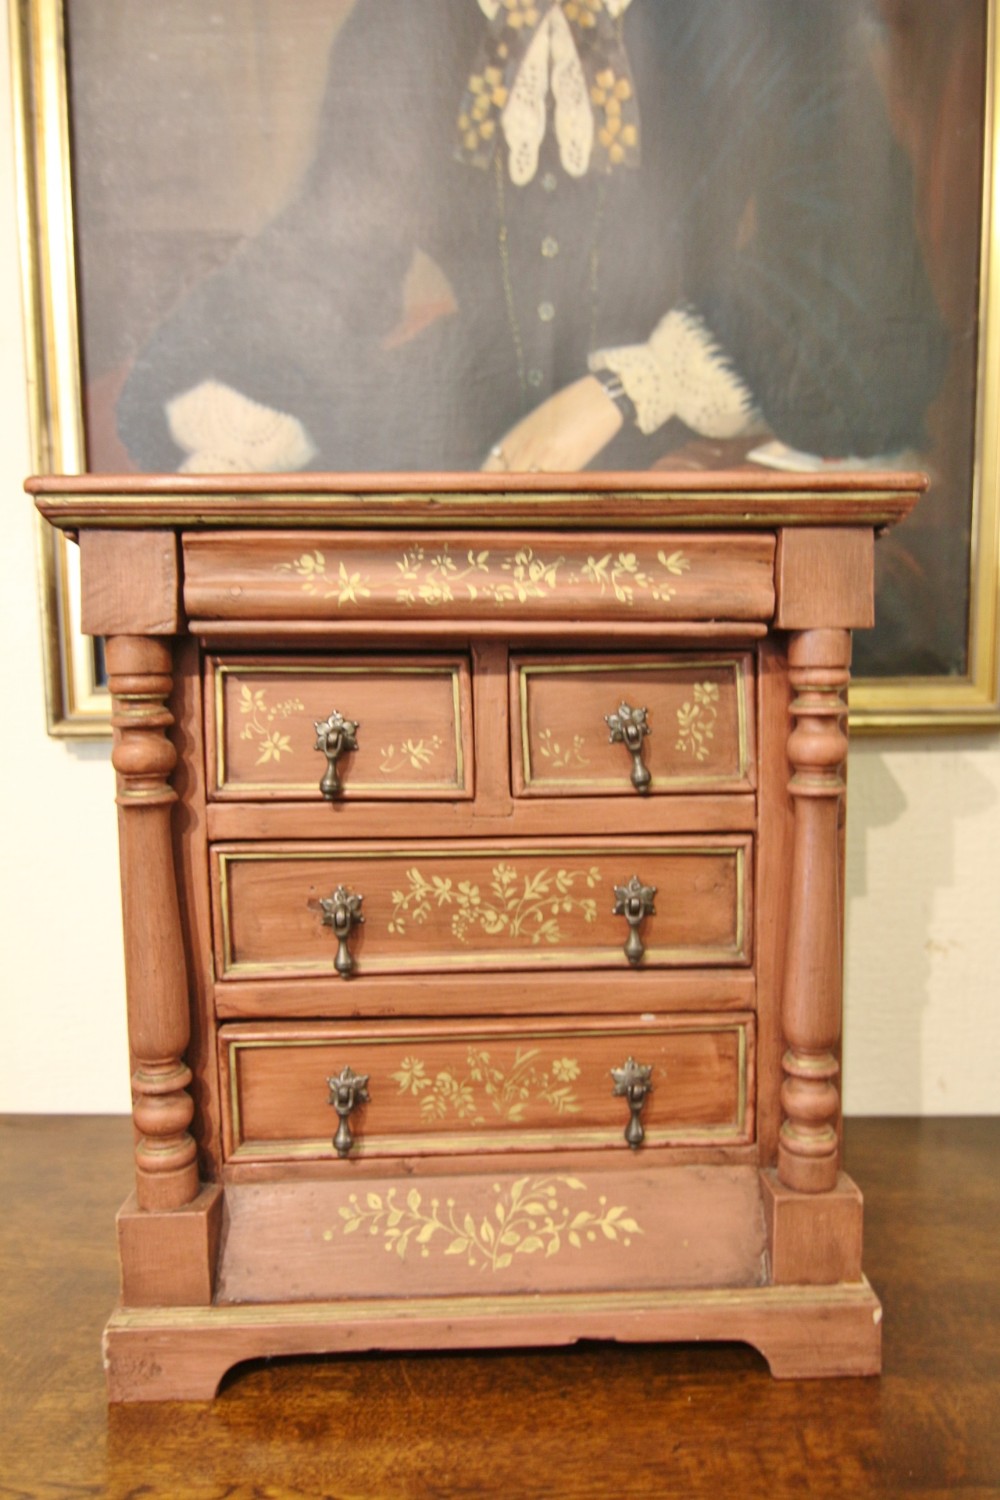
[103,1280,882,1401]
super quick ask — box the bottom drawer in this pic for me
[221,1015,755,1162]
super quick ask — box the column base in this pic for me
[761,1168,863,1285]
[117,1184,223,1307]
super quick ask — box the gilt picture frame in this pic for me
[11,0,1000,733]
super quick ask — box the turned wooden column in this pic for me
[777,628,850,1192]
[81,530,198,1211]
[774,527,874,1195]
[107,635,198,1210]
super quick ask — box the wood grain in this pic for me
[212,967,757,1023]
[46,484,900,1422]
[28,467,925,534]
[206,652,474,801]
[219,1014,755,1163]
[108,635,199,1210]
[181,530,777,623]
[79,529,181,635]
[203,786,759,843]
[509,650,756,796]
[213,1162,768,1307]
[3,1116,996,1496]
[774,526,875,629]
[210,836,753,979]
[778,630,852,1192]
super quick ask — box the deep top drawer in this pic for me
[183,530,776,623]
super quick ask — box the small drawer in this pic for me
[206,654,473,800]
[211,836,752,982]
[511,652,755,796]
[220,1014,755,1162]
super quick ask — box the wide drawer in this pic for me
[206,653,473,800]
[511,652,755,796]
[220,1015,755,1162]
[184,530,776,623]
[212,836,753,980]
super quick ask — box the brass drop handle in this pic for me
[605,702,651,794]
[328,1065,370,1158]
[314,710,360,798]
[613,875,656,966]
[611,1057,654,1149]
[320,885,364,978]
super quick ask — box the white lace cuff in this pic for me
[590,309,760,439]
[166,379,317,474]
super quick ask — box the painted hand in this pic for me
[482,376,624,473]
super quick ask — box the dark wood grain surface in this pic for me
[2,1116,997,1499]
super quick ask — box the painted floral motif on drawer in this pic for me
[278,544,690,610]
[392,1047,584,1123]
[386,863,602,945]
[237,684,306,765]
[675,681,721,762]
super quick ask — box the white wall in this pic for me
[1,17,997,1117]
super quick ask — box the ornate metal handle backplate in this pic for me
[613,875,656,965]
[314,710,360,798]
[605,702,651,794]
[327,1065,370,1158]
[320,885,365,978]
[611,1057,654,1148]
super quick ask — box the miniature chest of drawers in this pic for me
[32,472,920,1401]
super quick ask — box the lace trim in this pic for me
[464,2,637,183]
[478,0,633,16]
[502,8,593,184]
[590,310,761,438]
[166,379,316,474]
[550,6,594,179]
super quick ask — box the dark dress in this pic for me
[116,0,947,473]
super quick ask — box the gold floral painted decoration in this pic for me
[395,546,561,607]
[387,862,600,945]
[236,683,305,765]
[392,1046,582,1124]
[327,1175,641,1271]
[536,728,590,768]
[580,549,690,604]
[276,545,690,611]
[277,550,372,605]
[675,681,721,762]
[378,735,444,774]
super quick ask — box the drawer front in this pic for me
[512,652,755,796]
[184,530,776,623]
[207,654,472,800]
[212,837,753,980]
[221,1015,755,1162]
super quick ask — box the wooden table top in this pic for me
[2,1116,997,1498]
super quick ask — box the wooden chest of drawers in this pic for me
[32,473,920,1400]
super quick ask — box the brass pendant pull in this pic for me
[320,885,365,978]
[327,1066,370,1158]
[605,702,651,794]
[314,710,360,798]
[613,875,656,966]
[611,1057,654,1149]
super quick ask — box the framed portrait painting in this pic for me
[12,0,1000,731]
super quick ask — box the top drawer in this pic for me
[206,654,473,801]
[183,530,776,623]
[511,652,756,796]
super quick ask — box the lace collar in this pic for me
[460,0,640,185]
